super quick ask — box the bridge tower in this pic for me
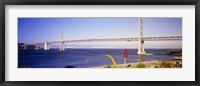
[60,32,65,51]
[137,18,146,55]
[44,42,49,50]
[35,39,40,50]
[35,44,39,50]
[23,40,27,49]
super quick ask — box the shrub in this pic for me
[135,63,146,68]
[104,65,112,68]
[172,61,182,68]
[126,64,131,68]
[154,65,159,68]
[64,65,75,68]
[159,61,172,68]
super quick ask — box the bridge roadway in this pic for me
[35,36,182,44]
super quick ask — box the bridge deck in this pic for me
[35,36,182,44]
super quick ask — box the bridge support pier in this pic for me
[60,42,65,51]
[23,45,27,49]
[137,18,146,55]
[137,38,145,55]
[35,45,39,50]
[44,42,49,50]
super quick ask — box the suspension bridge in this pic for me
[29,18,182,55]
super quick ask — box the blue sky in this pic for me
[18,17,182,49]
